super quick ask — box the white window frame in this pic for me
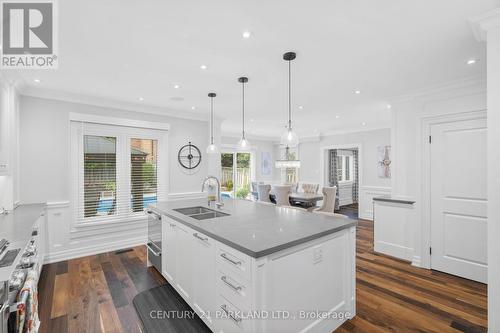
[337,154,354,183]
[220,146,255,198]
[70,119,169,229]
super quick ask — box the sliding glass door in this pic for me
[220,152,252,199]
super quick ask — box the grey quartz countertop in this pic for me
[151,199,356,258]
[373,196,415,205]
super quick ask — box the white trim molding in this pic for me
[469,8,500,42]
[420,110,487,269]
[359,186,391,221]
[69,112,170,131]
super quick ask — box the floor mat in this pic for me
[132,283,211,333]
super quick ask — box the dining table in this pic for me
[251,190,324,208]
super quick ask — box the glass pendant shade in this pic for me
[206,143,219,154]
[237,137,250,149]
[275,159,301,168]
[280,127,299,148]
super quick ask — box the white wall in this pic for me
[18,95,210,262]
[390,80,486,269]
[0,81,20,210]
[298,129,392,219]
[221,136,276,182]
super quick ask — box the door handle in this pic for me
[147,243,161,257]
[221,276,242,292]
[193,233,209,242]
[220,253,241,266]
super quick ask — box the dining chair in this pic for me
[314,186,337,213]
[273,185,292,206]
[301,183,319,194]
[312,210,349,218]
[251,182,263,200]
[257,184,272,203]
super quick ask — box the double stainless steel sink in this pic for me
[173,206,230,220]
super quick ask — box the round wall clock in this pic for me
[178,142,202,170]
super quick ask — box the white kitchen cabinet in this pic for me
[161,216,177,282]
[175,222,195,301]
[192,232,216,325]
[160,215,356,333]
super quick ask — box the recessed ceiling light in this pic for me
[387,104,392,109]
[174,84,180,89]
[191,106,196,110]
[335,115,340,119]
[466,59,477,65]
[298,105,303,109]
[361,122,367,126]
[33,79,40,83]
[138,97,144,101]
[242,31,251,39]
[250,118,254,122]
[354,90,361,94]
[200,65,207,70]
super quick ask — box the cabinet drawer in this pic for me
[216,244,252,281]
[216,294,252,333]
[217,269,252,310]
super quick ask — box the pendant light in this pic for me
[237,77,250,149]
[206,92,219,153]
[280,52,299,148]
[275,145,301,168]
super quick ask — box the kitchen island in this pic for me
[149,198,356,333]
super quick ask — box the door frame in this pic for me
[220,145,255,197]
[421,110,487,270]
[319,143,363,215]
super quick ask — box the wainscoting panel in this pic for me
[359,186,391,220]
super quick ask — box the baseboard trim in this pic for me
[44,235,146,264]
[411,255,422,268]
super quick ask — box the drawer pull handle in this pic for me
[220,304,242,323]
[170,223,176,227]
[221,276,242,292]
[220,253,241,266]
[193,233,208,242]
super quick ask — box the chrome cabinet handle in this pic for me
[169,223,176,227]
[220,304,242,323]
[221,276,242,292]
[146,243,161,256]
[193,233,208,242]
[220,253,241,266]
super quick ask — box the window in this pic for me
[72,121,167,225]
[337,154,354,182]
[131,138,158,212]
[84,136,117,217]
[221,152,252,199]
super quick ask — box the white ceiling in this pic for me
[7,0,499,138]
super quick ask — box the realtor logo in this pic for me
[1,0,58,69]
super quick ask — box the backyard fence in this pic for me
[221,167,251,189]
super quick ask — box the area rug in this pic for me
[132,283,211,333]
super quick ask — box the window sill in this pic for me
[71,214,147,233]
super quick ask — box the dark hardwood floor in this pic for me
[38,219,487,333]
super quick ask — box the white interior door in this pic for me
[430,117,487,283]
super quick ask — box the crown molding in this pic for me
[320,126,390,138]
[387,75,486,105]
[18,86,217,123]
[470,8,500,42]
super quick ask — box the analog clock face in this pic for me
[178,143,202,170]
